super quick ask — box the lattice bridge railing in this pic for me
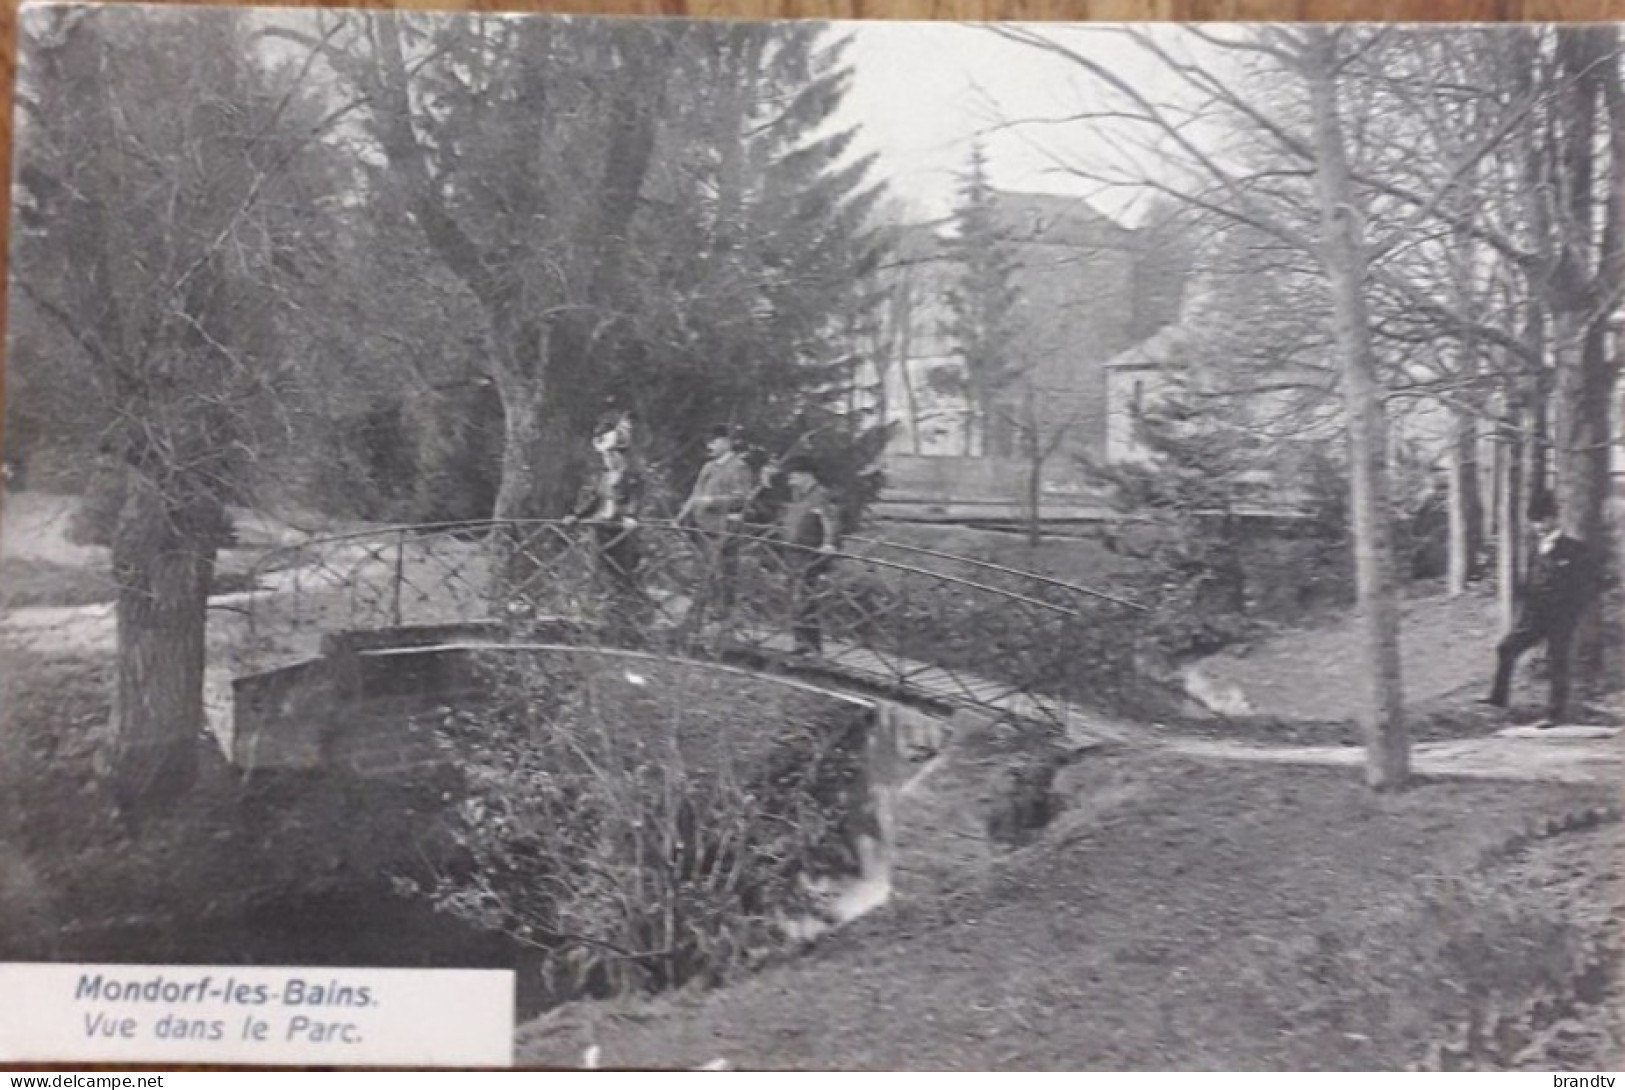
[227,519,1151,729]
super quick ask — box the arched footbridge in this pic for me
[217,519,1154,770]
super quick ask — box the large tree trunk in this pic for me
[893,283,925,454]
[1547,26,1606,549]
[1553,312,1616,684]
[1442,154,1486,598]
[1527,323,1553,502]
[491,385,568,522]
[1446,408,1484,596]
[1511,28,1553,515]
[1546,26,1622,689]
[489,377,578,599]
[1496,402,1526,633]
[1306,29,1408,790]
[1552,314,1613,549]
[106,472,216,815]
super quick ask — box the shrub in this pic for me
[410,650,874,1004]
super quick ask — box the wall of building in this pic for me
[987,194,1140,464]
[877,191,1191,468]
[881,452,1098,504]
[1103,365,1173,466]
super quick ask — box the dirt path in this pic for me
[0,492,105,568]
[1158,728,1623,786]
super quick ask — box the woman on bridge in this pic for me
[564,412,651,639]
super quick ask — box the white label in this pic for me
[0,963,514,1067]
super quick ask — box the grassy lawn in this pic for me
[861,521,1145,590]
[0,556,119,610]
[0,554,264,611]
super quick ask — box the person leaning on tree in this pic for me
[674,424,755,623]
[1481,490,1601,727]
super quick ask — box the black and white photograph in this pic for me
[1,6,1622,1070]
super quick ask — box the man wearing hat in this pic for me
[565,411,648,637]
[775,455,840,655]
[1482,490,1600,726]
[675,425,756,627]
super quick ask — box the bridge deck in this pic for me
[690,624,1126,746]
[229,611,1128,750]
[223,519,1151,751]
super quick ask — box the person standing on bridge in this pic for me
[1481,491,1600,727]
[675,424,754,631]
[774,455,840,656]
[564,411,648,638]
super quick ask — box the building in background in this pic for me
[869,190,1192,512]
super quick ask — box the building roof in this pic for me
[1104,320,1195,372]
[990,191,1135,251]
[1102,263,1229,372]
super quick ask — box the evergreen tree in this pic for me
[1100,378,1264,631]
[299,17,891,531]
[937,143,1024,456]
[613,22,893,526]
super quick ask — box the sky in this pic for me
[50,8,1212,232]
[221,11,1208,229]
[837,22,1197,229]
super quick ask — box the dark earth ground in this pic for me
[2,493,1622,1070]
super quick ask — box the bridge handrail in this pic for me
[840,533,1149,613]
[230,517,1172,731]
[356,640,884,708]
[246,517,1130,620]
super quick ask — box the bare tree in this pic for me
[1544,27,1623,683]
[262,14,672,537]
[1301,26,1409,787]
[1000,382,1092,547]
[990,20,1625,774]
[11,6,354,811]
[988,25,1416,786]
